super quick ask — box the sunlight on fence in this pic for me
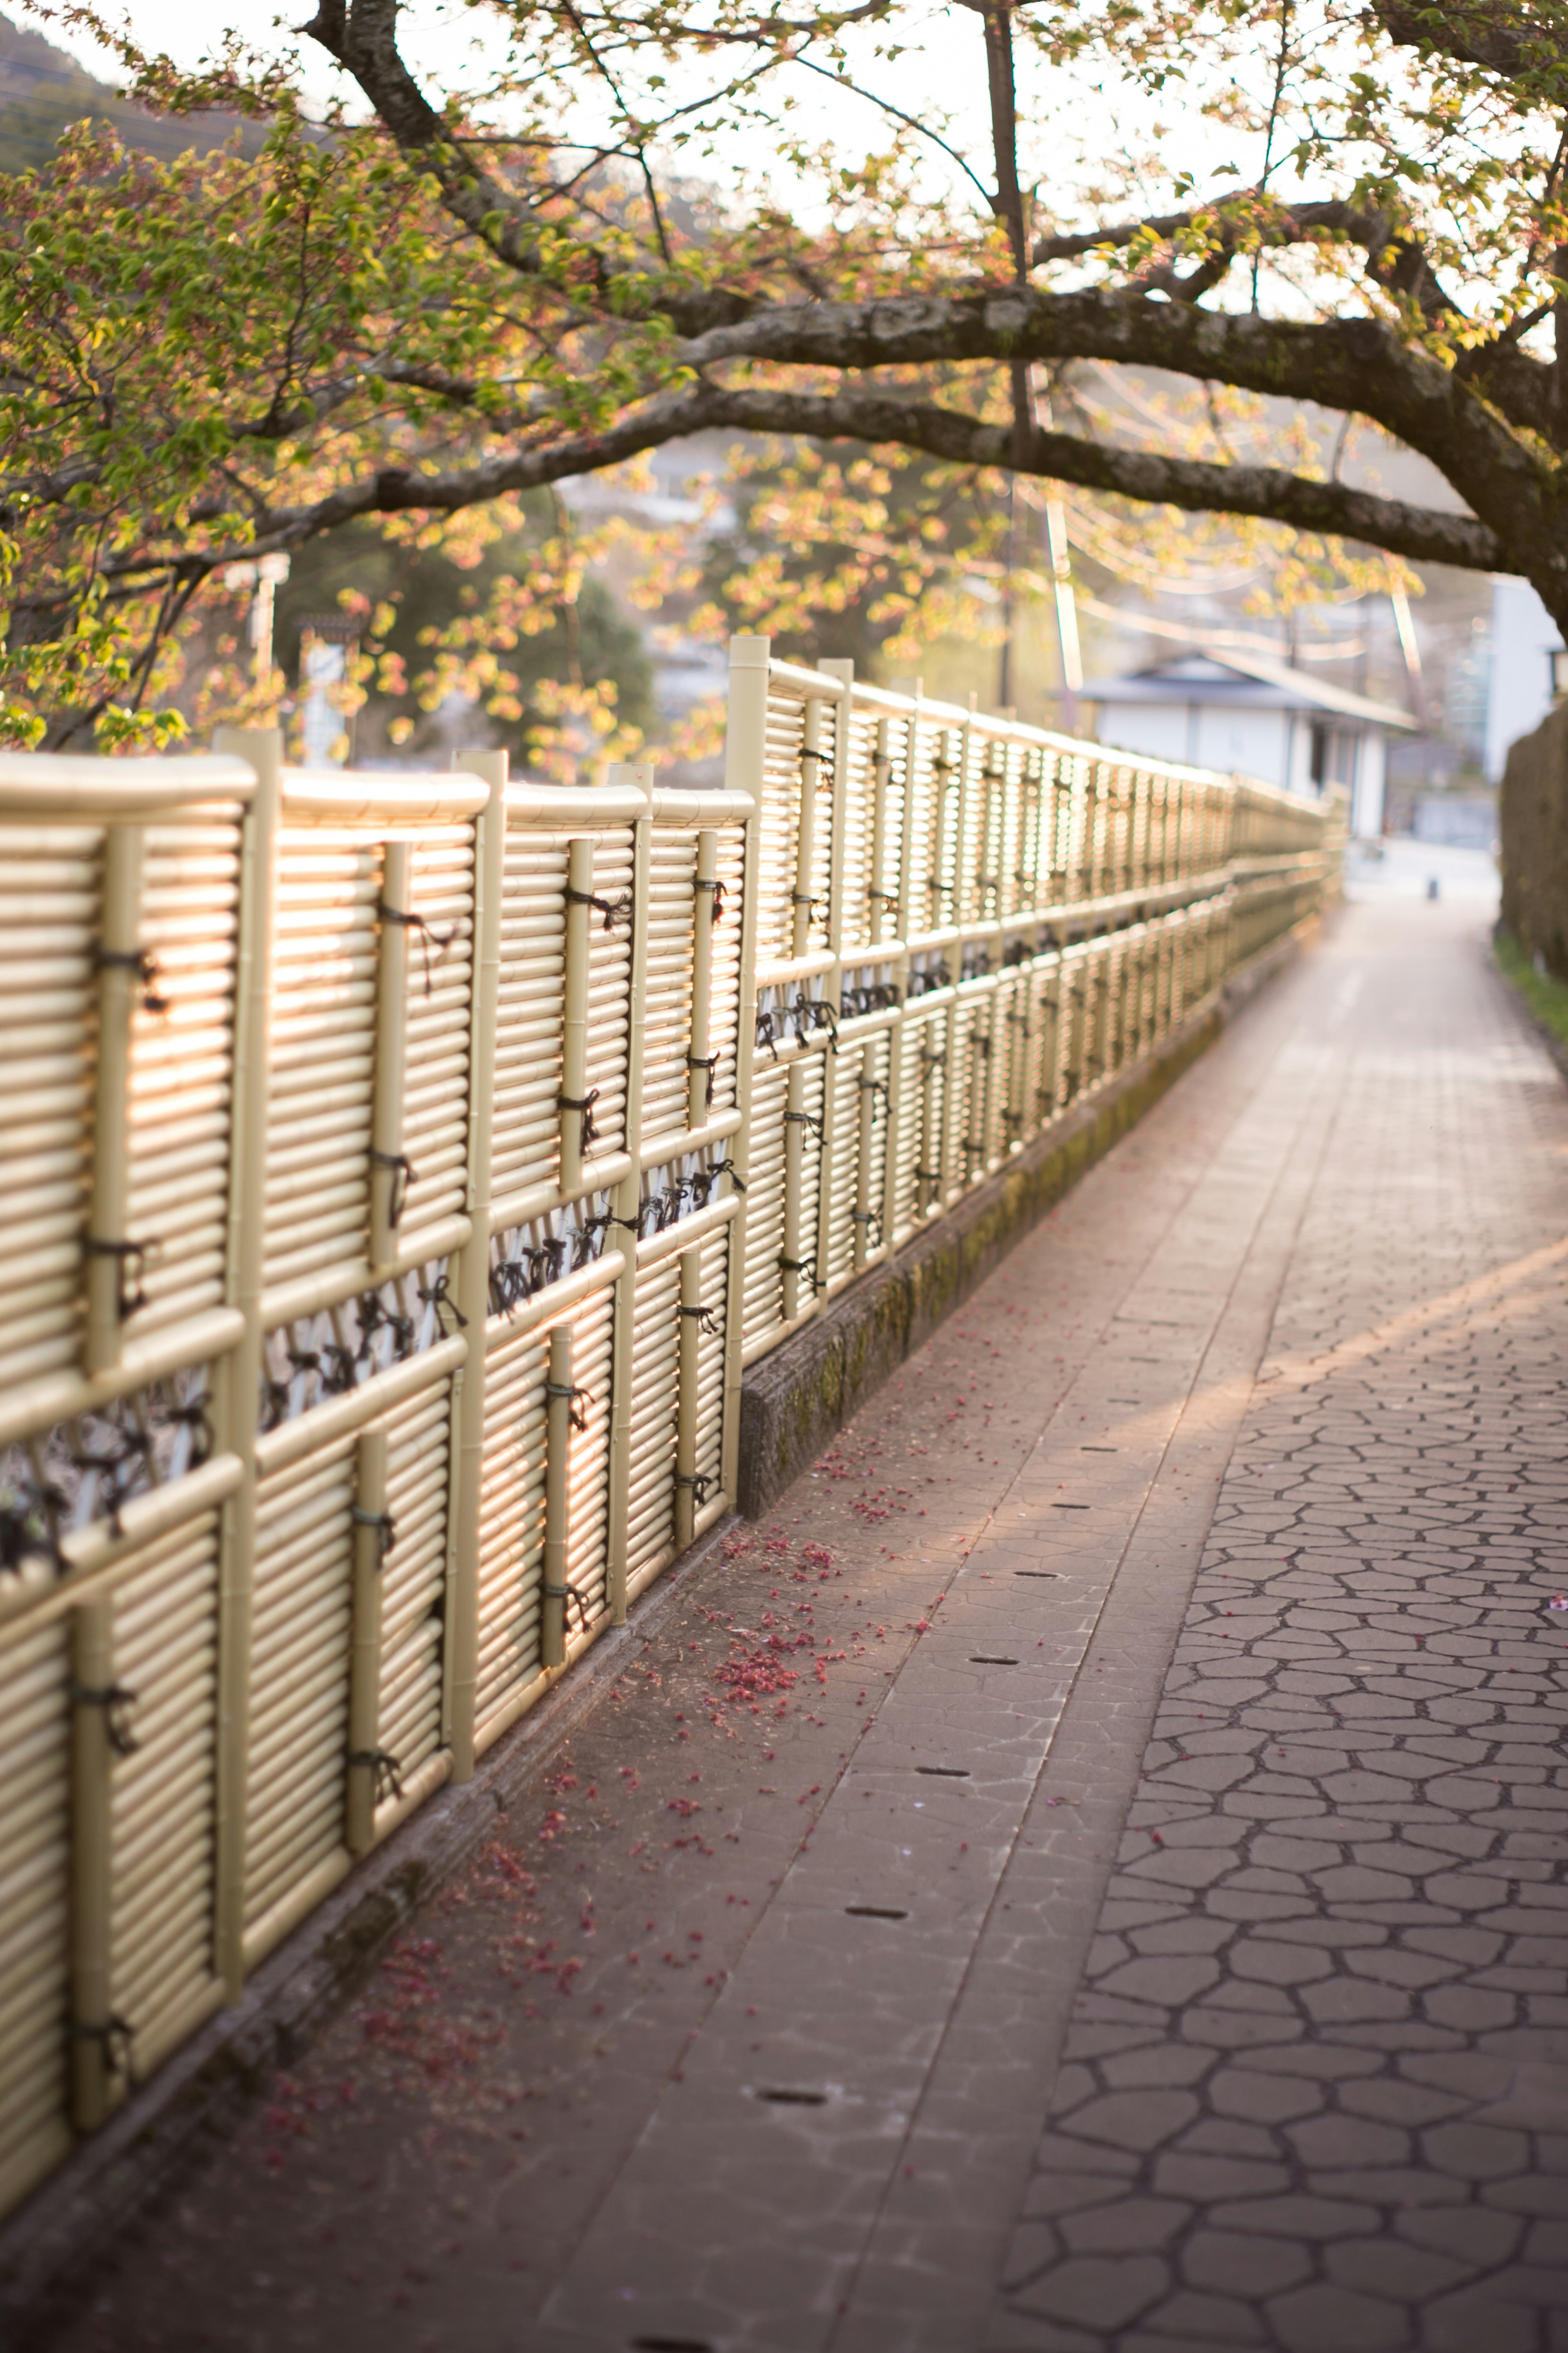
[0,636,1338,2217]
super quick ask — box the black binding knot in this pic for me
[350,1503,397,1561]
[557,1089,600,1154]
[376,899,454,998]
[546,1380,590,1433]
[347,1746,404,1804]
[69,1678,139,1757]
[93,944,168,1015]
[84,1235,157,1320]
[565,885,633,933]
[369,1149,416,1228]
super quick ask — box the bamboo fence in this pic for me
[0,636,1338,2215]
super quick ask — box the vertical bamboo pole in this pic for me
[674,1243,702,1550]
[815,660,851,1301]
[867,715,891,949]
[793,696,822,961]
[541,1324,573,1668]
[559,837,593,1197]
[345,1425,390,1855]
[607,763,651,1621]
[370,838,412,1277]
[212,724,280,2002]
[69,1598,116,2130]
[719,638,767,1505]
[853,1042,877,1269]
[686,828,717,1128]
[780,684,823,1325]
[445,748,505,1779]
[85,826,144,1373]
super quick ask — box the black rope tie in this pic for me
[784,1109,823,1144]
[417,1273,469,1335]
[706,1158,745,1195]
[920,1049,946,1074]
[792,994,838,1053]
[674,1470,715,1504]
[678,1303,722,1335]
[850,1208,884,1245]
[546,1380,590,1434]
[70,2014,136,2082]
[0,1481,67,1577]
[541,1578,592,1632]
[376,899,454,999]
[686,1050,719,1110]
[355,1291,415,1364]
[84,1235,157,1320]
[347,1747,404,1804]
[69,1678,139,1758]
[755,1009,779,1061]
[320,1342,358,1396]
[350,1503,397,1563]
[777,1253,821,1294]
[694,875,726,923]
[858,1075,889,1109]
[168,1395,214,1463]
[915,1165,943,1189]
[973,1033,993,1060]
[369,1149,416,1229]
[557,1088,600,1154]
[565,885,633,933]
[93,944,168,1015]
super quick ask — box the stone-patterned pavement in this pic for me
[32,879,1568,2353]
[991,900,1568,2353]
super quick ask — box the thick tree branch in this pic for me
[675,286,1556,568]
[138,375,1498,589]
[700,386,1505,569]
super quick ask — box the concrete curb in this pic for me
[736,919,1314,1519]
[0,916,1314,2350]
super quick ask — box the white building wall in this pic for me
[1352,732,1385,838]
[1092,701,1293,790]
[1486,578,1562,783]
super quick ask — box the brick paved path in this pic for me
[33,880,1568,2353]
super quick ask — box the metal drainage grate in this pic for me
[632,2337,715,2352]
[757,2087,828,2105]
[915,1765,970,1777]
[971,1654,1019,1665]
[845,1904,908,1919]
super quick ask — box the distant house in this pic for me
[1082,648,1415,837]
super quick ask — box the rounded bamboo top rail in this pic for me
[502,779,649,828]
[283,771,490,821]
[0,754,256,815]
[758,656,1332,812]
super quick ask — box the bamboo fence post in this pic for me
[607,763,651,1624]
[445,748,506,1781]
[559,838,593,1198]
[68,1597,118,2131]
[674,1242,702,1551]
[85,825,144,1374]
[370,839,413,1277]
[686,828,717,1129]
[815,660,852,1304]
[345,1425,390,1856]
[541,1324,574,1668]
[868,715,891,949]
[719,642,767,1504]
[853,1042,877,1269]
[211,724,280,2002]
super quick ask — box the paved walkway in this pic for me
[40,870,1568,2353]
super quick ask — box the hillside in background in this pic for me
[0,8,260,168]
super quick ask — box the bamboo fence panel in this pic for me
[0,650,1338,2224]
